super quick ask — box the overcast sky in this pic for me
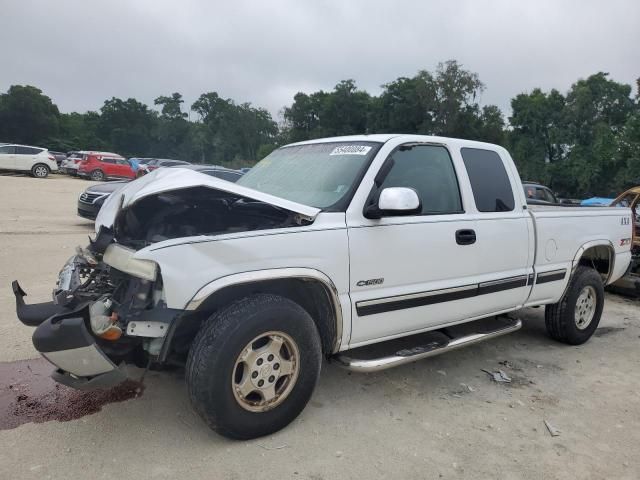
[2,0,638,121]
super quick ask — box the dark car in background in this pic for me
[141,158,191,172]
[523,181,561,205]
[77,180,127,219]
[181,164,244,182]
[77,164,244,220]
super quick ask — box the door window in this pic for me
[461,148,515,212]
[0,145,16,154]
[16,146,42,155]
[101,158,117,164]
[379,144,462,215]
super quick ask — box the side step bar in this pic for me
[333,317,522,373]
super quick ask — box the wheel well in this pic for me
[577,245,613,282]
[166,278,339,362]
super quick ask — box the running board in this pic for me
[333,316,522,372]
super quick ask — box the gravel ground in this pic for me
[1,174,639,480]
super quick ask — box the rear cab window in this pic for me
[460,148,514,212]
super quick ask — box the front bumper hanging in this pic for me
[13,280,70,327]
[13,280,127,390]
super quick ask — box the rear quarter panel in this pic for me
[526,206,632,305]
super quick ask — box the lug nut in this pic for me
[274,363,280,370]
[268,375,275,383]
[267,354,274,361]
[252,371,258,379]
[257,358,263,366]
[258,379,264,387]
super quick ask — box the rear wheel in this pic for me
[186,294,322,440]
[545,266,604,345]
[31,164,49,178]
[90,169,105,181]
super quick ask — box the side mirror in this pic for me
[365,187,421,219]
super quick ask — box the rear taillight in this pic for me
[48,155,55,161]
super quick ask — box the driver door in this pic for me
[346,143,480,346]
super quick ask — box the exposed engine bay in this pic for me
[12,177,320,390]
[44,243,169,367]
[113,186,309,249]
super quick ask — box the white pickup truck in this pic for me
[14,134,632,439]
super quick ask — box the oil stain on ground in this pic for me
[0,357,143,430]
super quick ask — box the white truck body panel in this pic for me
[97,134,631,352]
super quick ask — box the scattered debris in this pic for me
[257,444,289,451]
[335,451,343,458]
[482,369,512,383]
[498,360,513,368]
[436,370,447,376]
[544,420,561,437]
[460,383,475,392]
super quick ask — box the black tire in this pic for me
[90,169,105,181]
[186,293,322,440]
[545,266,604,345]
[31,163,50,178]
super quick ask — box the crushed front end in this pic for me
[13,227,179,390]
[13,168,320,391]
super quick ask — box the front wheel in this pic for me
[186,294,322,440]
[31,164,50,178]
[545,266,604,345]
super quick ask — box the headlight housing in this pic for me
[103,244,158,281]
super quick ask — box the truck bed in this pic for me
[525,204,631,306]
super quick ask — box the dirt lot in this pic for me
[1,174,639,480]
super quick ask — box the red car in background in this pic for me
[77,152,134,181]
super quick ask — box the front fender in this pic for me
[185,267,345,353]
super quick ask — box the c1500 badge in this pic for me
[356,278,384,287]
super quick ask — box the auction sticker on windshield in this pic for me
[329,145,372,156]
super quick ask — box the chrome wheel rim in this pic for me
[92,171,103,180]
[34,166,47,177]
[231,331,300,412]
[575,286,597,330]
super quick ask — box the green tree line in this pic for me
[0,60,638,197]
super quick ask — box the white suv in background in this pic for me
[0,144,59,178]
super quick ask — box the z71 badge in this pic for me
[356,278,384,287]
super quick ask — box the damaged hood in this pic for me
[95,167,321,231]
